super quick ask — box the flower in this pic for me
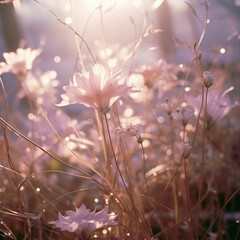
[135,59,178,89]
[0,48,41,78]
[57,64,140,114]
[173,106,195,126]
[19,71,58,107]
[49,204,117,239]
[116,124,142,143]
[186,87,237,125]
[157,97,176,117]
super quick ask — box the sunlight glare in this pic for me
[82,0,127,9]
[54,56,61,63]
[132,0,142,7]
[65,16,73,25]
[124,107,134,117]
[151,0,164,10]
[167,0,187,11]
[102,229,108,234]
[64,2,71,12]
[220,48,226,54]
[234,0,240,6]
[185,87,190,92]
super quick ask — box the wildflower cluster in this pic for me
[0,1,239,240]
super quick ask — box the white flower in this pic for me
[19,71,58,107]
[57,64,140,114]
[116,124,142,143]
[0,48,41,78]
[49,204,117,238]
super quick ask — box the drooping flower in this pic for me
[57,64,140,114]
[49,204,117,239]
[0,48,41,78]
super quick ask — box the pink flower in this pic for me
[0,48,41,77]
[135,59,178,89]
[186,87,237,124]
[49,204,117,238]
[57,64,140,114]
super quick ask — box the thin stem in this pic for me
[0,115,105,188]
[182,126,194,238]
[140,141,166,239]
[98,2,109,70]
[99,112,113,183]
[103,113,152,238]
[32,0,96,64]
[169,116,179,228]
[69,0,85,72]
[201,187,240,240]
[196,87,209,237]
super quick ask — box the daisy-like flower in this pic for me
[0,48,41,78]
[57,64,140,114]
[186,87,238,126]
[49,204,117,239]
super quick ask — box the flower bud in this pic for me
[203,71,213,88]
[182,142,191,159]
